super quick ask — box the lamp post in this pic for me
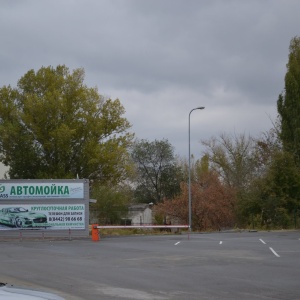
[188,107,205,232]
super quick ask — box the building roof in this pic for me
[128,204,151,211]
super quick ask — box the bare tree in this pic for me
[202,133,257,191]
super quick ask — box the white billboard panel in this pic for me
[0,182,84,199]
[0,204,85,230]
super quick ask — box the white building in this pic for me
[127,203,153,225]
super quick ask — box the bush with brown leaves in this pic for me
[154,172,236,231]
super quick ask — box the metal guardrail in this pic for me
[91,224,189,241]
[95,225,189,229]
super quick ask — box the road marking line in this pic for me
[259,239,266,244]
[219,241,222,244]
[174,242,180,246]
[269,247,280,257]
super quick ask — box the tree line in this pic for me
[1,37,300,230]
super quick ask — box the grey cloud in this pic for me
[0,0,294,97]
[0,0,299,159]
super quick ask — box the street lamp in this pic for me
[188,106,205,232]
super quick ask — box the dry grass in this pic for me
[89,225,184,236]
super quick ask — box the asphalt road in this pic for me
[1,231,300,299]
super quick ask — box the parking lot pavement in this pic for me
[1,230,300,299]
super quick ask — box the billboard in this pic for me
[0,182,84,200]
[0,204,85,230]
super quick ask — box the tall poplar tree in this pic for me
[277,36,300,165]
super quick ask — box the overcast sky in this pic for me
[1,0,299,178]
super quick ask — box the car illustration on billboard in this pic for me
[0,207,49,228]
